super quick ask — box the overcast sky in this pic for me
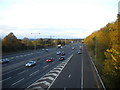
[0,0,119,39]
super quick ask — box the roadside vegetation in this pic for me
[2,32,78,53]
[84,14,120,88]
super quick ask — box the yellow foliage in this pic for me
[84,16,120,88]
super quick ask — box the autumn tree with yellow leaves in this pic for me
[84,14,120,88]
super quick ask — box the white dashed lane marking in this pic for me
[68,74,71,78]
[11,78,24,86]
[0,77,11,82]
[43,65,49,68]
[18,70,28,75]
[29,70,39,76]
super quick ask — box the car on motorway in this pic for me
[57,51,61,55]
[25,61,36,67]
[72,47,75,50]
[61,46,63,49]
[59,56,65,61]
[0,58,9,64]
[79,46,82,50]
[78,50,82,54]
[61,52,65,56]
[57,44,61,48]
[46,49,48,52]
[42,49,45,51]
[46,58,54,62]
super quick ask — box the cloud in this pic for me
[0,0,119,39]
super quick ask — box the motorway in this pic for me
[1,43,104,89]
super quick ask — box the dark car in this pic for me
[61,52,65,56]
[78,50,82,54]
[0,58,9,64]
[59,56,65,61]
[46,58,54,62]
[79,46,82,50]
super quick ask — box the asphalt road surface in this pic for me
[1,43,105,89]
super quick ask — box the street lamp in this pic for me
[31,33,40,53]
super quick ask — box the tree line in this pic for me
[2,32,73,53]
[84,14,120,88]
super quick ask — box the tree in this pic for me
[56,39,62,45]
[2,32,22,52]
[84,16,120,88]
[37,38,44,46]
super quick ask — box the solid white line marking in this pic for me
[86,45,106,90]
[11,78,24,86]
[29,70,39,76]
[47,54,73,90]
[81,45,84,89]
[90,56,106,89]
[0,77,11,82]
[18,70,28,75]
[68,74,71,78]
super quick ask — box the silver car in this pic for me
[0,58,9,64]
[57,51,61,55]
[72,47,75,50]
[26,61,36,67]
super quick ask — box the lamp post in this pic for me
[92,36,97,61]
[31,33,40,53]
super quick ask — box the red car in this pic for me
[46,58,54,62]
